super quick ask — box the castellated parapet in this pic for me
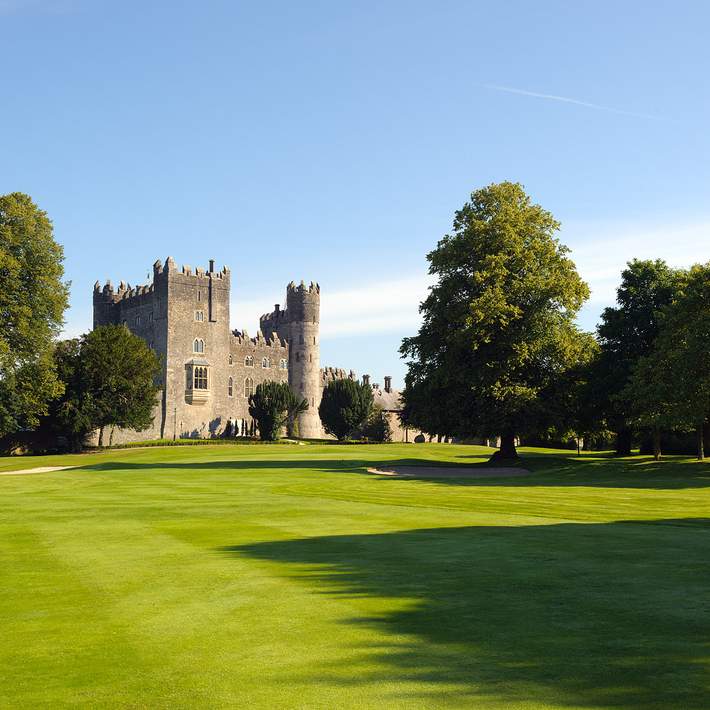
[92,257,326,443]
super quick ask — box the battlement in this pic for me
[231,329,287,350]
[287,280,320,295]
[153,256,229,281]
[93,279,156,305]
[321,366,357,383]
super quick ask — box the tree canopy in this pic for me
[400,182,590,459]
[47,325,161,447]
[249,381,308,441]
[0,193,69,437]
[319,378,374,440]
[592,259,683,455]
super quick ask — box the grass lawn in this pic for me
[1,443,709,709]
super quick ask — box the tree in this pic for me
[625,264,710,460]
[400,182,590,460]
[249,381,308,441]
[0,193,69,437]
[319,378,374,440]
[360,404,392,442]
[593,259,683,455]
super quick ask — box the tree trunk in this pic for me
[697,425,705,461]
[615,428,632,456]
[98,426,104,447]
[703,421,710,455]
[490,431,518,462]
[109,427,114,447]
[652,427,661,461]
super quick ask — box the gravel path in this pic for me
[367,465,531,479]
[0,466,77,476]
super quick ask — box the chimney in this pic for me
[362,374,370,387]
[384,376,392,393]
[274,304,280,313]
[209,259,215,273]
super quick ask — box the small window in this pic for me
[194,366,208,390]
[229,354,233,365]
[244,377,254,398]
[193,338,204,353]
[228,376,233,397]
[195,311,204,322]
[149,312,154,322]
[135,315,141,327]
[296,352,300,362]
[280,358,287,370]
[197,291,201,302]
[262,357,270,368]
[245,355,254,367]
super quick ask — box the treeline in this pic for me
[400,182,710,461]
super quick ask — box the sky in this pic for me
[2,1,709,386]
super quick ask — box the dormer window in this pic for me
[193,338,205,353]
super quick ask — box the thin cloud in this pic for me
[483,84,665,121]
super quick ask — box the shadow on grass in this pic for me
[225,519,710,708]
[75,452,710,490]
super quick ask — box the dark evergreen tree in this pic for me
[249,381,308,441]
[319,378,374,440]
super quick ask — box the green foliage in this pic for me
[624,263,710,459]
[360,404,392,443]
[319,378,374,440]
[249,381,308,441]
[400,182,590,458]
[593,259,683,453]
[42,326,161,449]
[0,193,69,437]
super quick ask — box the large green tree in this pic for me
[46,326,160,447]
[593,259,683,455]
[400,182,590,460]
[249,381,308,441]
[0,193,69,436]
[624,263,710,460]
[319,378,374,440]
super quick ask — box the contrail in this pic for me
[483,84,664,120]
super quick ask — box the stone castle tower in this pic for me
[260,281,321,438]
[93,257,322,442]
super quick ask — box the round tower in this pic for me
[286,280,321,438]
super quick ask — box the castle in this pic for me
[93,257,417,444]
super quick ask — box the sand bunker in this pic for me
[0,466,76,476]
[367,465,531,479]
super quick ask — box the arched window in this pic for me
[262,357,270,368]
[194,366,208,390]
[229,354,233,365]
[228,376,233,397]
[195,311,204,322]
[244,377,254,397]
[245,355,254,367]
[135,315,141,327]
[193,338,204,353]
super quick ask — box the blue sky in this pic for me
[2,1,709,386]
